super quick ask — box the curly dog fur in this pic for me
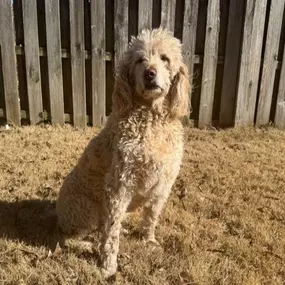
[55,28,190,277]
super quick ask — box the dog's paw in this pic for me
[144,238,162,249]
[100,267,117,280]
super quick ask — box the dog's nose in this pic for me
[144,68,157,81]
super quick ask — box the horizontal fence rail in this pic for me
[0,0,285,129]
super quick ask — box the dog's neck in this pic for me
[131,94,169,116]
[111,92,179,123]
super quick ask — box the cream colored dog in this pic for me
[55,28,190,277]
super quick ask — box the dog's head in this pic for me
[112,28,190,118]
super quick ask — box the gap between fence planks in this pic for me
[45,0,64,125]
[219,0,245,127]
[275,43,285,129]
[114,0,129,69]
[256,0,285,126]
[91,0,106,126]
[0,0,21,126]
[161,0,176,33]
[22,0,43,125]
[69,0,86,127]
[235,0,268,127]
[198,0,220,129]
[138,0,153,32]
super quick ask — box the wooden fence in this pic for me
[0,0,285,128]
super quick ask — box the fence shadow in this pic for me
[0,199,58,248]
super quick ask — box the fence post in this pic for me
[198,0,220,128]
[275,44,285,129]
[114,0,129,69]
[45,0,65,125]
[69,0,86,127]
[235,0,268,127]
[161,0,176,33]
[138,0,153,33]
[0,0,21,126]
[23,0,43,125]
[182,0,199,86]
[91,0,106,126]
[182,0,199,118]
[256,0,285,127]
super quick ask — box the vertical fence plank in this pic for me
[219,0,245,127]
[91,0,106,126]
[22,0,43,125]
[161,0,176,33]
[69,0,86,127]
[0,0,21,126]
[138,0,153,32]
[198,0,220,128]
[182,0,199,80]
[105,0,114,115]
[182,0,199,118]
[275,45,285,128]
[256,0,285,126]
[45,0,64,125]
[114,0,129,68]
[235,0,268,127]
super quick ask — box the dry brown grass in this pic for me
[0,125,284,285]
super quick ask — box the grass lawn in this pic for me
[0,125,284,285]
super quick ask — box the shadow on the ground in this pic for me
[0,199,58,247]
[0,199,102,265]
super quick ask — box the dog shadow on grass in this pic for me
[0,199,58,247]
[0,198,102,263]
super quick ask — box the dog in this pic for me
[55,28,190,278]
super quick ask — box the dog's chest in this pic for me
[116,116,183,189]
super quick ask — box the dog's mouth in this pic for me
[144,82,163,92]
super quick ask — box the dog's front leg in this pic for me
[140,180,173,245]
[100,184,131,278]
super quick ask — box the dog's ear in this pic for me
[168,63,191,118]
[112,57,133,115]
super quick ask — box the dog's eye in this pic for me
[160,54,170,63]
[135,58,145,64]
